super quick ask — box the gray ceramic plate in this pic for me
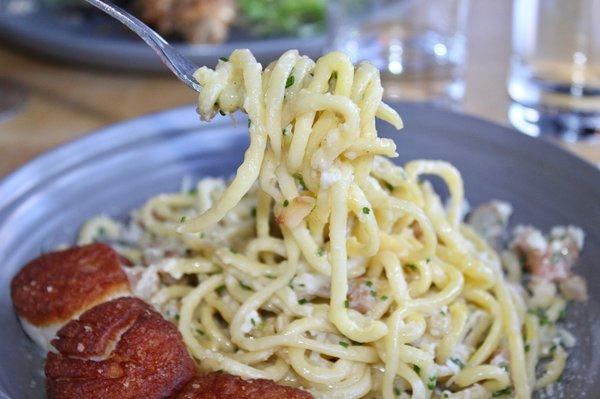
[0,103,598,398]
[0,6,325,71]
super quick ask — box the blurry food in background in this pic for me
[508,0,600,141]
[236,0,325,38]
[328,0,469,108]
[136,0,237,44]
[37,0,326,43]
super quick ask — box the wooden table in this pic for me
[0,1,598,178]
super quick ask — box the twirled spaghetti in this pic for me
[79,50,587,399]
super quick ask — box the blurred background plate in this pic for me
[0,103,598,397]
[0,4,326,71]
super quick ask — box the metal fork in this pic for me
[84,0,202,92]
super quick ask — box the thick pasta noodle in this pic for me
[81,50,585,399]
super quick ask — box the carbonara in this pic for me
[78,50,588,399]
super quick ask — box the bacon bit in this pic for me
[511,225,583,282]
[275,196,315,228]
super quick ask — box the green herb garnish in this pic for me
[339,341,349,348]
[283,199,289,207]
[493,388,513,397]
[427,375,437,390]
[528,308,550,326]
[344,299,349,308]
[239,281,253,291]
[298,298,308,305]
[286,75,295,88]
[362,207,370,214]
[219,56,229,62]
[293,173,307,190]
[413,364,421,373]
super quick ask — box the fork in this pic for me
[84,0,202,92]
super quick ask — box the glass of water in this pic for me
[327,0,469,107]
[508,0,600,140]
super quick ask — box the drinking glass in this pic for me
[327,0,469,107]
[508,0,600,141]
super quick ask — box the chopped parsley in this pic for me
[298,298,308,305]
[385,182,395,191]
[380,295,389,301]
[180,216,187,223]
[283,199,289,207]
[239,281,253,291]
[285,75,295,88]
[524,343,531,352]
[195,328,204,336]
[219,109,226,116]
[550,253,562,265]
[247,119,251,128]
[251,207,257,217]
[394,387,401,396]
[493,388,513,397]
[427,375,437,390]
[450,358,464,369]
[551,340,565,353]
[362,207,370,214]
[293,173,307,190]
[339,341,349,348]
[344,299,349,308]
[174,314,180,321]
[96,227,107,238]
[440,309,448,316]
[219,56,229,62]
[365,280,374,287]
[413,364,421,373]
[265,273,276,279]
[317,248,325,257]
[216,285,226,294]
[558,308,567,321]
[528,308,550,326]
[250,318,256,326]
[406,264,417,271]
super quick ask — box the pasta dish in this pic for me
[37,50,589,399]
